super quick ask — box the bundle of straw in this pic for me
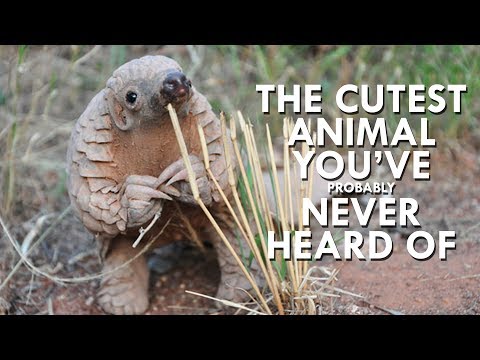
[167,104,345,315]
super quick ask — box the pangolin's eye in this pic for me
[126,91,138,104]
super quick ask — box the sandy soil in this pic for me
[335,239,480,315]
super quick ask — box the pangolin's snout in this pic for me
[161,71,192,102]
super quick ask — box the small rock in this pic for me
[85,296,94,306]
[350,304,360,314]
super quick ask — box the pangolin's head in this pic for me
[105,55,193,130]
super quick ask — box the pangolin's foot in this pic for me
[157,155,212,206]
[97,242,150,315]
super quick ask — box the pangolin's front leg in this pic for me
[121,174,179,227]
[96,175,179,315]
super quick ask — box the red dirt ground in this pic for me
[335,239,480,315]
[1,145,479,315]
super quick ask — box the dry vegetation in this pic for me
[167,105,356,314]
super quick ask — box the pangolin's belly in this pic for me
[110,113,203,182]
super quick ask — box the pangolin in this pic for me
[67,55,262,314]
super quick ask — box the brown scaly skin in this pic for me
[66,56,264,314]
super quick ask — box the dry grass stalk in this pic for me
[132,210,162,248]
[185,290,266,315]
[173,201,205,252]
[0,214,173,285]
[0,206,71,292]
[267,122,299,292]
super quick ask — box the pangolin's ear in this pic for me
[105,89,134,131]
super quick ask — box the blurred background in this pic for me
[1,45,479,219]
[0,45,479,314]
